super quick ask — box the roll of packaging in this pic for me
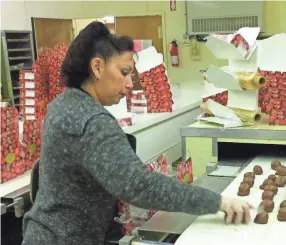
[204,71,266,90]
[230,107,262,123]
[236,72,266,90]
[200,104,261,123]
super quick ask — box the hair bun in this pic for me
[83,21,110,39]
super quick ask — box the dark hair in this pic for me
[61,21,135,88]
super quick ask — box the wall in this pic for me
[1,1,286,83]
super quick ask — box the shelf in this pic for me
[9,56,32,61]
[7,38,30,43]
[10,65,32,71]
[8,48,31,52]
[2,30,34,108]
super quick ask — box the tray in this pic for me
[175,155,286,245]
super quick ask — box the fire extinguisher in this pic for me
[169,40,179,67]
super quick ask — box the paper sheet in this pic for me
[199,116,244,128]
[208,165,241,177]
[227,90,258,111]
[206,99,241,122]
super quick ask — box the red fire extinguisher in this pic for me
[169,40,179,67]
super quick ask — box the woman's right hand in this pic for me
[219,196,254,224]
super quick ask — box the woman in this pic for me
[22,21,253,245]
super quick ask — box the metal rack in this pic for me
[1,30,35,107]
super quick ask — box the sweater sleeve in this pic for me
[81,113,221,215]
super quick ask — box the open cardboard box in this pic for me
[200,33,286,127]
[205,27,260,60]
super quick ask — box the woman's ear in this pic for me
[90,57,103,80]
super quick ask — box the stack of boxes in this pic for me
[1,103,24,183]
[138,63,173,113]
[48,42,67,101]
[130,90,147,113]
[32,48,50,119]
[257,34,286,125]
[1,42,68,183]
[259,71,286,125]
[199,28,262,127]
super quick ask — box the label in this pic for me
[25,99,35,106]
[183,173,192,183]
[29,144,37,153]
[24,73,35,80]
[39,100,45,109]
[26,115,36,120]
[25,107,35,114]
[5,153,15,164]
[25,82,35,89]
[171,55,178,65]
[25,90,35,97]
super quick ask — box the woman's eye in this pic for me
[121,71,128,76]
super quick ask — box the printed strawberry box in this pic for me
[20,120,42,168]
[205,27,260,60]
[258,70,286,125]
[0,103,26,183]
[117,154,169,235]
[138,64,173,113]
[134,46,173,113]
[48,42,67,101]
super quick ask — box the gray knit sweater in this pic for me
[22,88,221,245]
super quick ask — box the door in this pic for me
[115,16,163,90]
[33,18,73,51]
[115,16,163,54]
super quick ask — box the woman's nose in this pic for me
[125,75,133,89]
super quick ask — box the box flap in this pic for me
[134,46,163,73]
[228,48,258,72]
[206,65,243,91]
[205,27,259,60]
[257,33,286,72]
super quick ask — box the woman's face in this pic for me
[91,51,134,106]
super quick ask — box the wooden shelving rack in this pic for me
[1,30,35,107]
